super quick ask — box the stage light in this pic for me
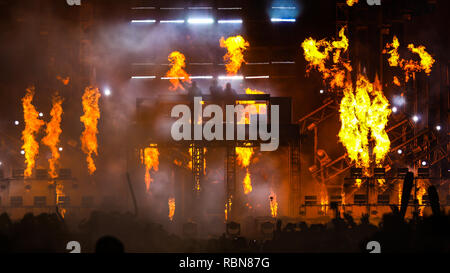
[245,76,270,79]
[133,75,156,79]
[0,161,2,166]
[393,95,406,106]
[421,160,427,166]
[418,168,430,178]
[397,149,403,154]
[131,19,156,23]
[397,168,408,178]
[271,18,296,22]
[374,167,386,178]
[189,76,213,79]
[160,20,185,24]
[436,125,441,131]
[218,75,244,80]
[320,89,325,94]
[413,115,419,122]
[59,147,63,152]
[272,6,297,9]
[104,88,111,96]
[392,106,398,113]
[187,18,214,24]
[218,19,243,24]
[350,167,363,178]
[39,112,44,117]
[20,150,25,155]
[14,120,19,126]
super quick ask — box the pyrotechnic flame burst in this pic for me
[143,146,159,191]
[383,36,435,83]
[302,27,351,90]
[270,191,278,218]
[302,27,392,187]
[80,86,101,175]
[346,0,359,6]
[42,95,64,179]
[21,87,45,177]
[220,35,249,75]
[168,197,175,221]
[166,51,191,90]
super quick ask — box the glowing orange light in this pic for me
[42,95,64,179]
[220,35,249,75]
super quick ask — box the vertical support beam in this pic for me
[289,140,301,217]
[226,144,237,221]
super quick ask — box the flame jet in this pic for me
[347,0,359,6]
[220,35,249,75]
[168,197,175,221]
[80,86,101,175]
[166,51,191,91]
[236,144,254,194]
[21,87,45,177]
[143,146,159,191]
[302,27,351,90]
[302,28,391,187]
[270,191,278,218]
[383,36,435,83]
[42,95,64,178]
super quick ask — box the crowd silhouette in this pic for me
[0,209,448,253]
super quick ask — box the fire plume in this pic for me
[384,36,435,83]
[302,27,351,90]
[338,75,391,182]
[168,197,175,221]
[80,86,101,175]
[220,35,249,75]
[143,146,159,191]
[56,76,70,86]
[21,87,45,177]
[270,191,278,218]
[346,0,359,6]
[166,51,191,90]
[243,170,252,195]
[42,95,64,179]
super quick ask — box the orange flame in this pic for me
[56,76,70,86]
[243,170,252,195]
[21,87,45,177]
[270,191,278,218]
[220,35,249,75]
[338,75,391,183]
[80,86,101,175]
[166,51,191,90]
[56,183,66,218]
[42,95,64,179]
[346,0,359,6]
[384,36,435,83]
[143,146,159,191]
[302,27,351,90]
[168,197,175,221]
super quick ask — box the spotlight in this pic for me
[436,125,441,131]
[58,147,63,152]
[20,150,25,155]
[187,18,214,24]
[218,19,242,24]
[14,120,19,126]
[397,149,403,154]
[0,161,2,166]
[160,20,185,24]
[350,168,363,179]
[412,115,419,122]
[392,106,398,113]
[397,168,408,178]
[131,19,156,23]
[393,95,406,106]
[104,88,111,96]
[418,168,430,178]
[319,89,325,94]
[421,160,427,166]
[373,168,386,178]
[271,18,296,22]
[39,112,44,117]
